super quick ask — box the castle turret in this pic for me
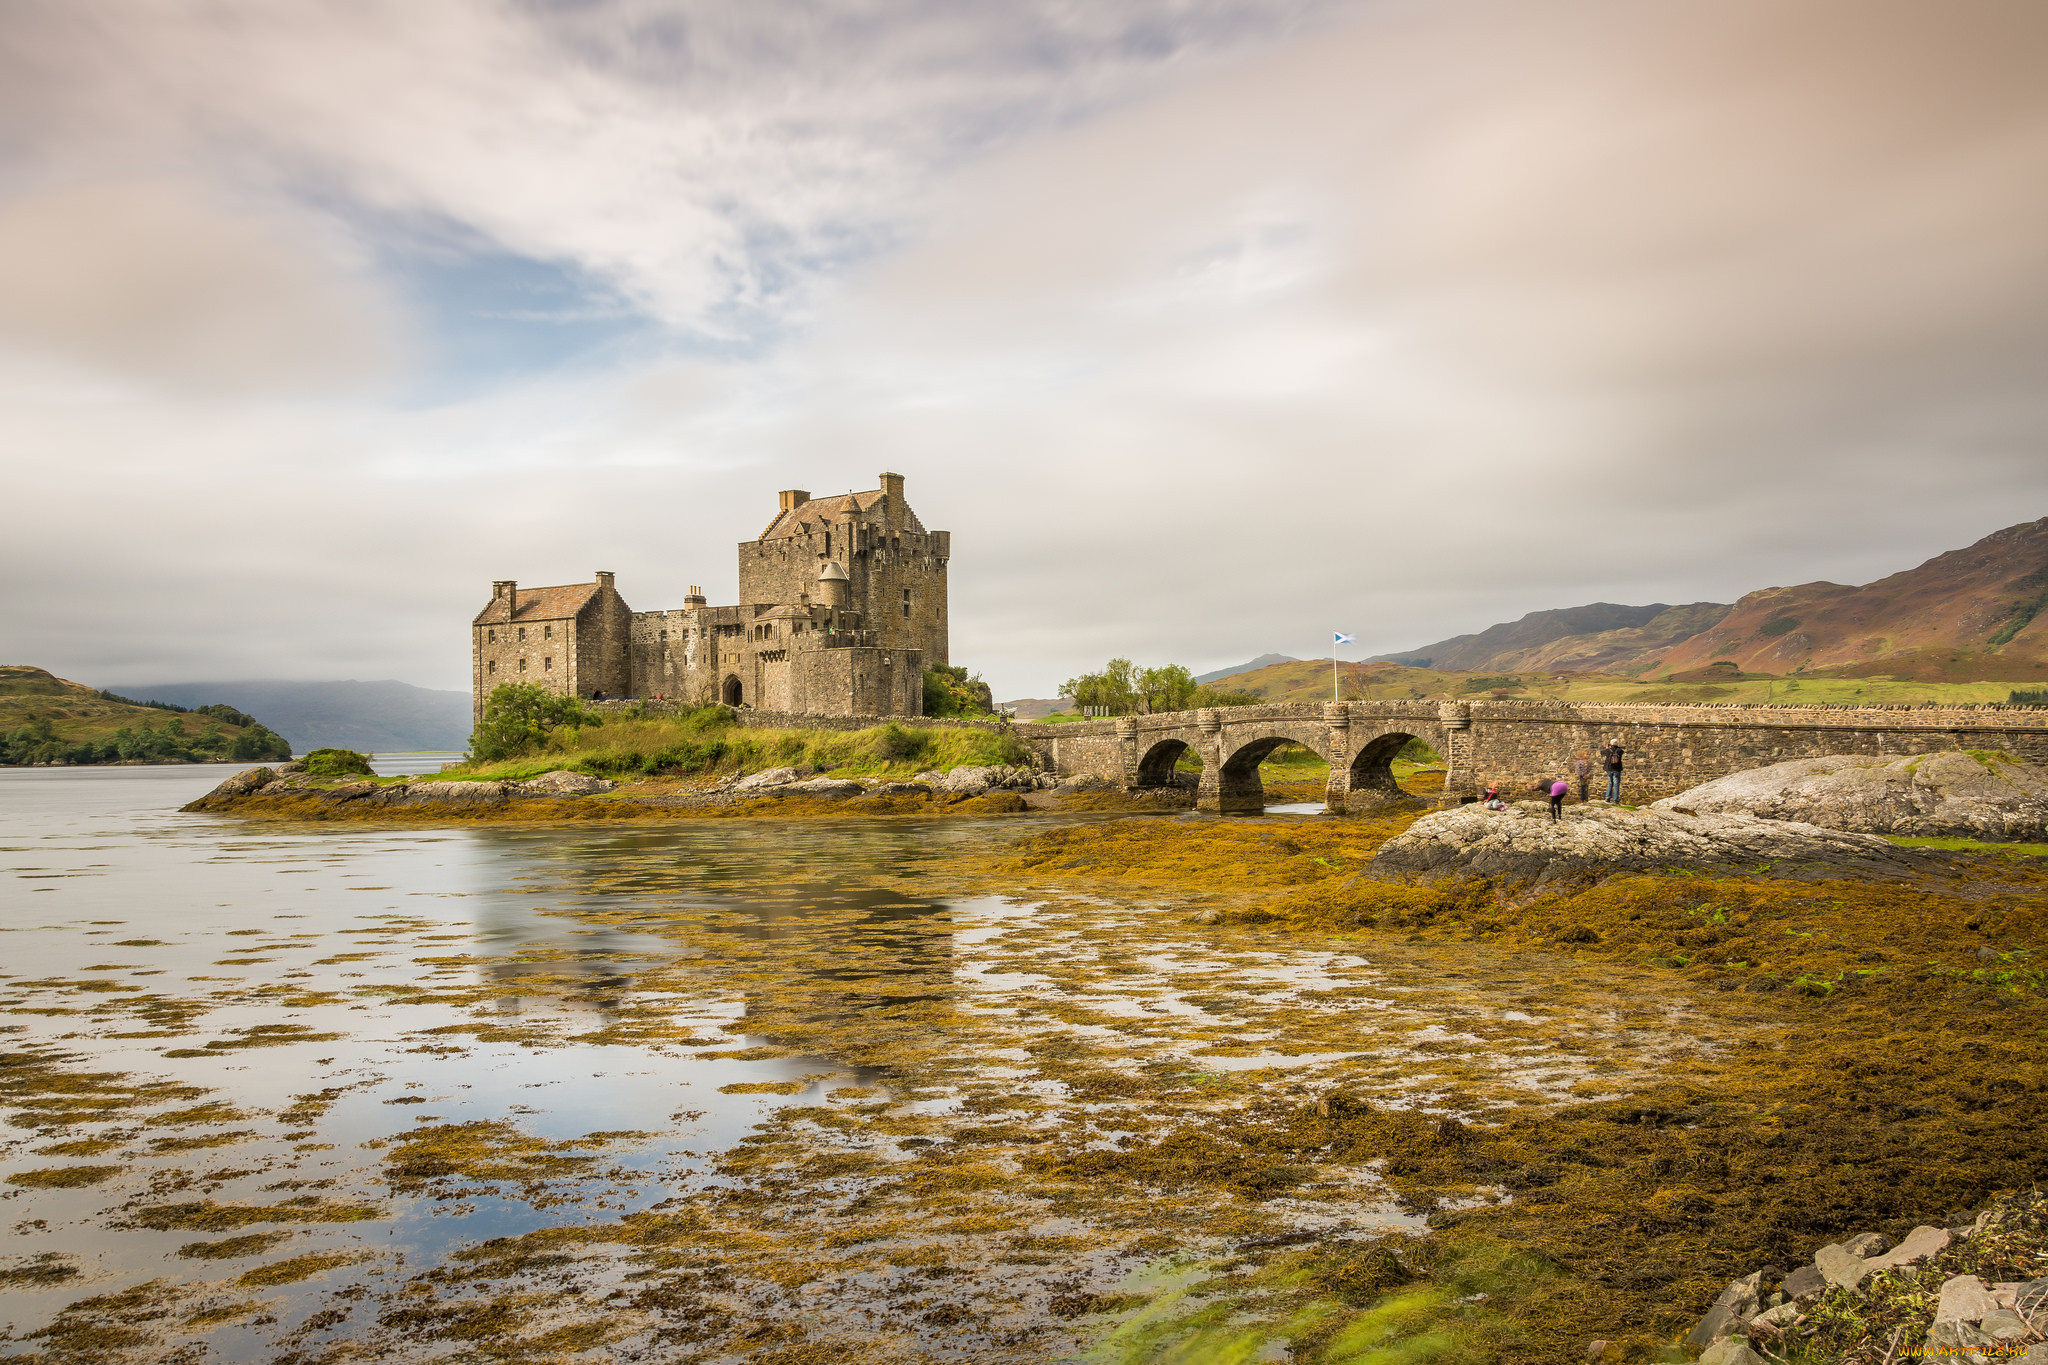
[819,560,850,610]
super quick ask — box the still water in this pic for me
[0,766,1712,1362]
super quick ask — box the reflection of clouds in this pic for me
[461,824,966,1023]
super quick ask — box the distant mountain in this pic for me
[1195,653,1298,685]
[1362,516,2048,682]
[102,679,472,753]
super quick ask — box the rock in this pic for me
[783,778,863,799]
[1684,1272,1762,1350]
[1936,1275,2000,1325]
[732,766,805,791]
[1865,1225,1951,1272]
[1781,1264,1828,1301]
[1815,1243,1874,1292]
[518,770,617,796]
[1683,1304,1745,1351]
[1054,774,1118,794]
[1980,1309,2031,1341]
[274,760,306,775]
[1654,750,2048,842]
[394,781,508,808]
[1927,1320,1995,1358]
[1749,1302,1802,1330]
[2024,1344,2048,1365]
[867,782,931,796]
[1368,803,1918,882]
[204,766,275,798]
[1842,1231,1892,1257]
[1696,1339,1764,1365]
[931,766,999,795]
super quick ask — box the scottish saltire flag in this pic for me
[1334,631,1355,646]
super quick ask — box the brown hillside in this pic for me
[1647,517,2048,681]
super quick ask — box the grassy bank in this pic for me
[971,815,2048,1363]
[436,709,1031,784]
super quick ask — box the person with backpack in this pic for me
[1532,777,1569,822]
[1601,741,1625,803]
[1572,750,1592,802]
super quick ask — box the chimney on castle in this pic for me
[683,585,706,609]
[779,489,810,513]
[596,571,615,593]
[878,472,904,529]
[494,580,516,617]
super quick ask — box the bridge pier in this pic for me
[1435,701,1475,807]
[1193,709,1264,813]
[1320,702,1352,812]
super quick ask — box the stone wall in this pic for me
[1016,700,2048,812]
[586,700,1006,734]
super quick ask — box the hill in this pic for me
[1368,516,2048,683]
[1194,653,1298,685]
[1,666,292,765]
[102,679,473,753]
[1213,658,2021,709]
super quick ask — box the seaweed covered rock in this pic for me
[1369,803,1919,881]
[1654,750,2048,841]
[517,770,617,797]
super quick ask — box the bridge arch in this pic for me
[1333,724,1448,811]
[1211,731,1330,813]
[1136,737,1201,788]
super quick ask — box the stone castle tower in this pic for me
[471,473,948,721]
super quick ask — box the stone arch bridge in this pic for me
[1015,699,2048,814]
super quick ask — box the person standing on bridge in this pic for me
[1601,741,1625,803]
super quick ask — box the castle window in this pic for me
[902,587,912,618]
[487,629,496,643]
[518,658,527,672]
[544,656,552,671]
[544,624,552,640]
[517,627,526,642]
[659,630,667,644]
[489,660,497,674]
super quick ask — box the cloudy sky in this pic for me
[4,0,2046,699]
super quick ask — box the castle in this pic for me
[471,473,948,721]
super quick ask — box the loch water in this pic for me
[0,765,1716,1362]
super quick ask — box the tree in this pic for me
[923,665,994,718]
[1061,658,1259,715]
[470,683,603,762]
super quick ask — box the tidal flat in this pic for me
[2,766,2042,1364]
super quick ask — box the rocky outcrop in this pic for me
[915,765,1056,795]
[1370,802,1922,881]
[1655,751,2048,842]
[1674,1194,2048,1361]
[517,770,617,797]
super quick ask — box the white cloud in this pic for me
[3,0,2047,701]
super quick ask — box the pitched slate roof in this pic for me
[756,488,924,541]
[472,582,601,627]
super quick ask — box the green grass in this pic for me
[432,712,1030,783]
[1885,835,2048,858]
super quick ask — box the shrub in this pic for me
[469,683,604,762]
[923,665,994,717]
[302,748,374,777]
[872,723,934,764]
[1758,615,1800,637]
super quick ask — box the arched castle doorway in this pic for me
[723,675,744,707]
